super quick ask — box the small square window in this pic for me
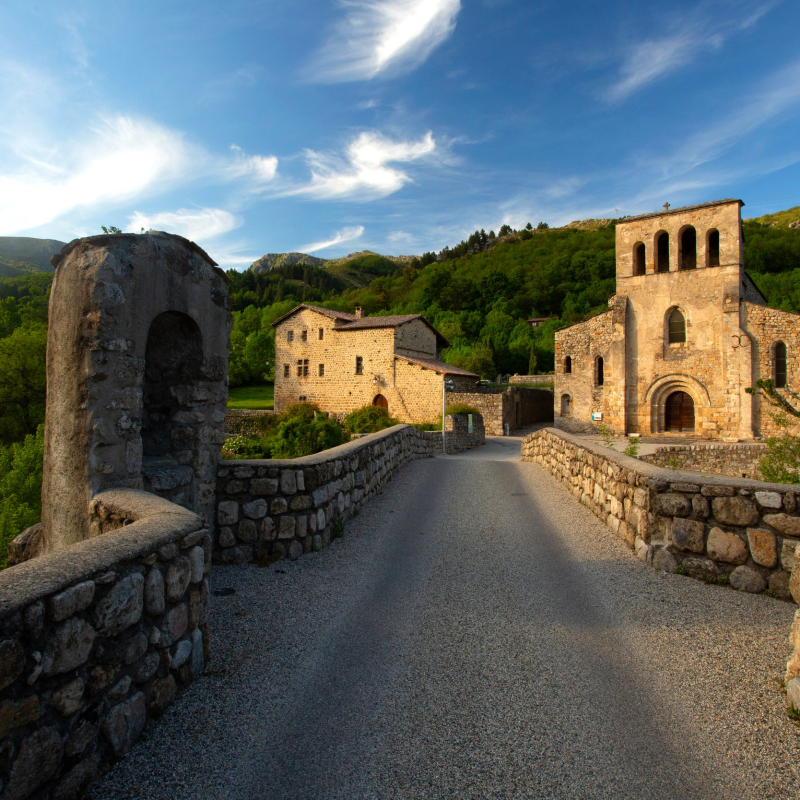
[299,395,307,401]
[301,329,307,342]
[319,328,324,340]
[355,356,363,375]
[283,364,289,378]
[319,364,325,377]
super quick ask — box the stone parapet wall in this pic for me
[449,387,552,436]
[214,425,435,565]
[641,443,767,480]
[509,375,554,385]
[438,413,485,454]
[522,428,800,685]
[0,490,209,800]
[448,391,505,435]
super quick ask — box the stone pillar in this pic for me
[40,233,231,553]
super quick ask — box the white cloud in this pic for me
[284,130,436,201]
[0,115,196,235]
[226,145,279,185]
[128,208,240,241]
[311,0,461,82]
[607,1,779,102]
[298,225,365,253]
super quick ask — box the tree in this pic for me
[746,379,800,484]
[525,222,533,231]
[0,325,47,443]
[498,224,513,237]
[101,226,122,234]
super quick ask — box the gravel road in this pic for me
[91,437,800,799]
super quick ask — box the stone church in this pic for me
[554,198,799,440]
[273,304,477,422]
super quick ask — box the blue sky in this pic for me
[1,0,799,269]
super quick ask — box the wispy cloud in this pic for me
[283,130,436,201]
[607,1,781,102]
[310,0,461,82]
[226,144,279,186]
[128,207,240,241]
[298,225,365,253]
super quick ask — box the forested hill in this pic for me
[0,237,64,278]
[225,213,800,383]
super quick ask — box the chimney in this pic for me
[355,306,363,319]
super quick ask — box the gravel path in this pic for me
[90,438,800,799]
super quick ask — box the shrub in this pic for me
[344,405,398,434]
[270,415,344,458]
[760,415,800,484]
[445,404,480,417]
[0,425,44,568]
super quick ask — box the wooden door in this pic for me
[373,394,388,410]
[665,391,694,433]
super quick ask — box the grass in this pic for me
[227,384,274,410]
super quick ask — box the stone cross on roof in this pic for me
[663,202,670,211]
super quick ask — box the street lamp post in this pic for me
[442,376,455,454]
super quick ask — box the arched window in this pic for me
[633,242,646,276]
[560,394,571,416]
[564,356,572,374]
[668,308,686,344]
[656,231,670,272]
[680,226,696,270]
[596,357,604,386]
[707,229,720,267]
[775,342,788,388]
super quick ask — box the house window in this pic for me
[596,357,604,386]
[299,395,307,402]
[656,231,670,273]
[297,359,309,377]
[283,364,289,378]
[355,356,363,375]
[301,329,307,342]
[564,356,572,374]
[707,229,720,267]
[319,363,325,377]
[287,330,294,342]
[319,328,324,340]
[668,308,686,344]
[561,394,571,416]
[633,242,646,276]
[775,341,788,388]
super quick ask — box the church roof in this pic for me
[619,198,743,224]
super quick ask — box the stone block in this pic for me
[746,528,777,568]
[3,726,63,800]
[64,720,98,757]
[288,540,303,560]
[653,493,691,517]
[0,696,40,738]
[130,651,159,683]
[243,499,268,519]
[50,677,84,717]
[0,638,25,690]
[53,752,100,800]
[791,562,800,605]
[238,518,258,544]
[165,556,192,603]
[672,518,705,553]
[92,573,144,636]
[768,570,792,600]
[781,538,800,572]
[218,526,236,547]
[149,675,177,716]
[159,603,188,647]
[188,545,205,583]
[48,580,96,622]
[250,478,278,495]
[755,491,782,510]
[217,500,239,525]
[271,497,288,514]
[43,618,97,675]
[280,469,297,494]
[652,549,678,573]
[144,567,165,615]
[787,678,800,712]
[682,557,720,581]
[278,516,296,540]
[711,497,759,527]
[764,513,800,537]
[290,494,313,511]
[260,517,276,541]
[706,527,748,564]
[171,638,193,670]
[692,494,710,518]
[730,565,767,594]
[103,691,146,756]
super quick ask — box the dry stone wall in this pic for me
[214,425,435,564]
[641,443,767,480]
[0,490,209,800]
[224,410,274,437]
[440,413,485,454]
[448,387,552,436]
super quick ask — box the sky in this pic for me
[1,0,799,269]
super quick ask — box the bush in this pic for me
[0,425,44,568]
[759,415,800,484]
[344,405,398,434]
[445,404,480,417]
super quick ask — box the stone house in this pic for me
[555,199,800,439]
[272,304,478,422]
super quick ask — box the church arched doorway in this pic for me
[373,394,388,410]
[665,391,694,433]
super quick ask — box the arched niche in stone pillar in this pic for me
[40,232,231,554]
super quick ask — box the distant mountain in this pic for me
[0,237,66,278]
[746,206,800,229]
[249,252,329,273]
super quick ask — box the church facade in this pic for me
[554,199,799,440]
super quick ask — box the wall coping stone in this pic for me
[0,490,200,617]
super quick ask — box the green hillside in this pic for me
[0,237,65,278]
[746,206,800,228]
